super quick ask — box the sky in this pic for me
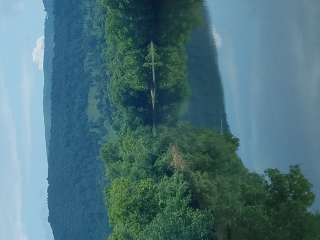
[0,0,54,239]
[207,0,320,208]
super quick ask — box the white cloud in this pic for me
[32,36,44,71]
[212,27,223,49]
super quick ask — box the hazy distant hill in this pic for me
[43,0,109,239]
[184,7,228,132]
[43,0,54,152]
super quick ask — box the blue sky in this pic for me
[0,0,54,239]
[207,0,320,208]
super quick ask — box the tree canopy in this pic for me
[98,0,320,239]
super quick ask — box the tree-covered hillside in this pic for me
[44,0,320,239]
[45,0,110,239]
[44,0,229,239]
[99,1,320,239]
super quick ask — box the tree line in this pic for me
[97,0,320,239]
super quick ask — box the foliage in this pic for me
[98,0,320,239]
[46,0,111,239]
[102,123,320,239]
[102,0,203,128]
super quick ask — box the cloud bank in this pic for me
[0,76,29,240]
[0,0,25,16]
[32,36,44,71]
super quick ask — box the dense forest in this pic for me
[44,0,109,239]
[44,0,229,239]
[99,0,320,240]
[44,0,320,239]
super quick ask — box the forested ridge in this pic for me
[99,1,320,239]
[44,0,109,239]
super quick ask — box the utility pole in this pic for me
[150,41,156,137]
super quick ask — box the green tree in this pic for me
[107,177,159,239]
[99,1,320,240]
[264,166,315,240]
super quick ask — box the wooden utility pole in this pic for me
[150,41,156,137]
